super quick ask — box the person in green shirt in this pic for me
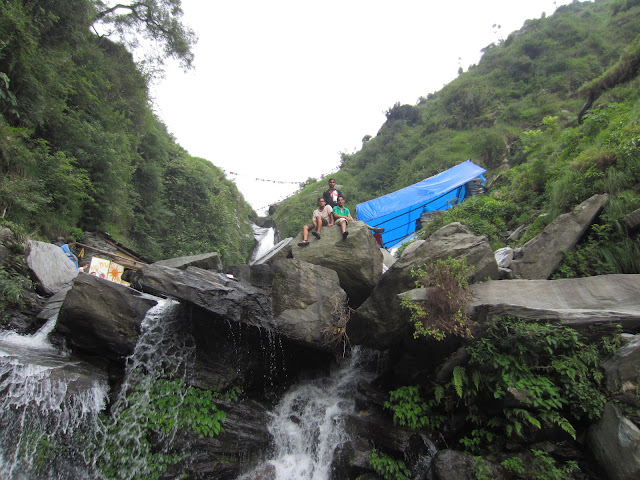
[332,196,354,240]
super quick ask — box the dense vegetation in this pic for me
[0,0,255,265]
[271,0,640,278]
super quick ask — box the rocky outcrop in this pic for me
[54,274,159,365]
[623,208,640,231]
[133,264,272,326]
[266,259,348,353]
[510,194,609,279]
[153,252,223,271]
[432,450,507,480]
[169,399,272,480]
[60,259,345,396]
[26,240,78,295]
[469,274,640,330]
[602,334,640,393]
[349,222,498,350]
[588,402,640,480]
[258,221,383,307]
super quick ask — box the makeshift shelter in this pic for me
[356,160,487,248]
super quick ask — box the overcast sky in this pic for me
[150,0,575,215]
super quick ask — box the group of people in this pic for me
[298,178,384,247]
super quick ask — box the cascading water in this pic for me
[0,298,193,480]
[238,346,377,480]
[92,298,195,480]
[0,315,109,479]
[249,224,276,264]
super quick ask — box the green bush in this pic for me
[387,316,613,454]
[369,448,411,480]
[401,257,474,341]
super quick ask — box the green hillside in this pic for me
[271,0,640,277]
[0,0,255,265]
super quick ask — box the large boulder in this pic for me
[602,334,640,400]
[266,259,348,353]
[153,252,223,271]
[470,274,640,330]
[54,273,159,366]
[257,221,383,307]
[170,399,272,480]
[132,260,345,396]
[349,222,498,350]
[133,264,272,327]
[588,402,640,480]
[510,194,609,279]
[26,240,78,295]
[432,450,507,480]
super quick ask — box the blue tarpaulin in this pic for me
[356,160,486,248]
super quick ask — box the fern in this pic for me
[453,366,467,398]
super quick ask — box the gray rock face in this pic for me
[602,334,640,392]
[350,222,498,350]
[258,221,383,307]
[128,260,345,396]
[171,399,272,480]
[267,259,348,353]
[26,240,78,295]
[134,264,272,327]
[55,274,159,364]
[510,193,609,279]
[153,252,223,271]
[432,449,507,480]
[623,208,640,230]
[470,274,640,330]
[135,260,348,354]
[588,402,640,480]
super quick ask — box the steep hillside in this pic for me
[271,0,640,276]
[0,0,255,265]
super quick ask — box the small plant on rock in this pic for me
[369,448,411,480]
[401,257,474,341]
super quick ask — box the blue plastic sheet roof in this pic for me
[356,160,486,248]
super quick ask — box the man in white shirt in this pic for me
[298,197,334,246]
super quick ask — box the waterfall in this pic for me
[93,298,195,480]
[0,315,109,480]
[0,298,193,480]
[249,223,276,264]
[238,346,377,480]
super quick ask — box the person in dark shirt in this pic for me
[323,178,343,208]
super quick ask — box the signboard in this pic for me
[89,256,125,284]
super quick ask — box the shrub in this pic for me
[386,316,612,454]
[369,448,411,480]
[401,257,474,341]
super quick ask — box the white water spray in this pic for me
[239,347,376,480]
[0,315,109,480]
[250,224,276,264]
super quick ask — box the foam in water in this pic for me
[238,346,376,480]
[0,315,109,480]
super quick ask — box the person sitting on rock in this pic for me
[60,239,79,268]
[323,178,343,208]
[298,197,334,247]
[332,196,355,240]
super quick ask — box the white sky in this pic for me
[150,0,575,215]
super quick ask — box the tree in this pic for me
[92,0,197,70]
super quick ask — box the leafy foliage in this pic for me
[401,257,474,341]
[92,0,197,71]
[386,316,614,454]
[369,448,411,480]
[0,0,254,264]
[500,450,580,480]
[270,0,640,278]
[96,379,228,480]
